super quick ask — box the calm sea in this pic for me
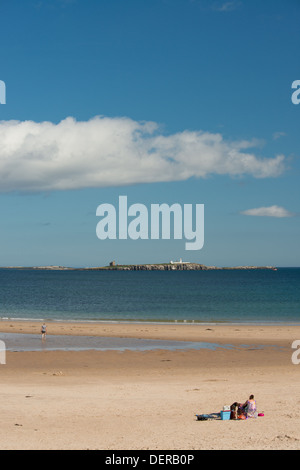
[0,268,299,324]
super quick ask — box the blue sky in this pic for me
[0,0,299,267]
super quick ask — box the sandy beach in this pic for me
[1,320,300,450]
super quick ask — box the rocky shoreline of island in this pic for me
[0,263,277,271]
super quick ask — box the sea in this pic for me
[0,267,299,325]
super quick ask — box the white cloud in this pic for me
[212,1,241,12]
[0,116,286,193]
[273,131,286,140]
[240,205,295,218]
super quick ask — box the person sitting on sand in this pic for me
[243,394,258,418]
[41,323,47,341]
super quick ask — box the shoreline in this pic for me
[1,319,299,347]
[2,317,300,325]
[0,264,278,270]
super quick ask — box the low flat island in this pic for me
[1,262,276,271]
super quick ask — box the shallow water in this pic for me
[0,332,233,352]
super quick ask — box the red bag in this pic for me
[238,414,246,420]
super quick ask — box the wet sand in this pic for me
[0,321,299,450]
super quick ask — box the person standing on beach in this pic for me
[41,323,47,341]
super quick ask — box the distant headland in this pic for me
[1,259,277,271]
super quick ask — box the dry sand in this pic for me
[0,320,300,450]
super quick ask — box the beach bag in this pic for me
[196,415,208,421]
[238,414,246,420]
